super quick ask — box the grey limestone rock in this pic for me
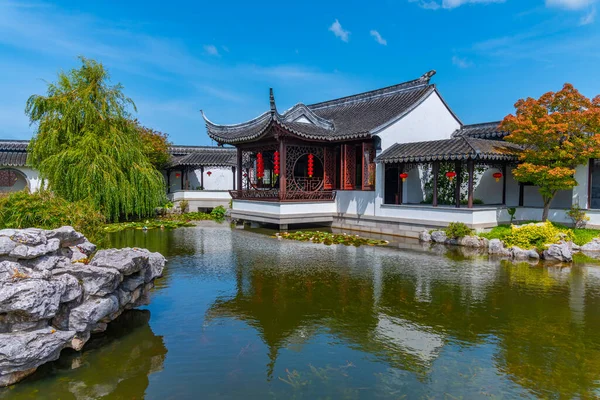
[543,242,573,262]
[52,264,122,297]
[458,235,484,248]
[68,295,119,333]
[0,328,76,386]
[0,236,16,256]
[488,239,504,254]
[419,230,431,242]
[431,231,447,244]
[0,226,167,387]
[581,238,600,252]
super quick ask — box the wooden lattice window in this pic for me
[342,144,356,190]
[362,142,376,191]
[323,147,336,190]
[0,170,18,187]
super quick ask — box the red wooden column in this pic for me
[467,160,474,208]
[279,139,287,201]
[236,148,243,192]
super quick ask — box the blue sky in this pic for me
[0,0,598,145]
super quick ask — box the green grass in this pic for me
[478,222,600,246]
[573,252,600,265]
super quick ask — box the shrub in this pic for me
[210,205,227,221]
[567,205,590,229]
[503,221,573,249]
[178,200,189,213]
[0,190,106,245]
[507,207,516,224]
[445,222,473,239]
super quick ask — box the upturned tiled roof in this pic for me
[169,147,236,168]
[203,71,446,144]
[0,140,234,168]
[451,122,507,140]
[0,140,29,166]
[376,137,521,164]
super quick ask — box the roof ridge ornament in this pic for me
[420,70,436,82]
[269,88,276,115]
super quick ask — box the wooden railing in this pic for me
[229,189,336,202]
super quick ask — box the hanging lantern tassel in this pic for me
[256,152,264,180]
[399,172,409,182]
[207,171,212,177]
[273,151,280,177]
[445,171,457,182]
[307,153,314,178]
[493,172,503,182]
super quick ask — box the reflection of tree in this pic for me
[493,264,600,398]
[207,260,377,379]
[209,240,600,397]
[0,310,167,400]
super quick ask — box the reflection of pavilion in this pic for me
[206,237,600,397]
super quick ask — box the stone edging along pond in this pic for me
[419,229,600,263]
[0,226,166,387]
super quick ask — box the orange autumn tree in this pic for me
[501,84,600,221]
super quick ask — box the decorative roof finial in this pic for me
[269,88,276,115]
[420,70,436,82]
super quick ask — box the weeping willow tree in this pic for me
[25,57,166,222]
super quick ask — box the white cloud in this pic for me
[203,44,219,56]
[580,7,596,24]
[409,0,505,10]
[546,0,596,10]
[329,19,350,42]
[452,55,473,68]
[370,30,388,45]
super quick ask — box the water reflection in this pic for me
[0,310,166,399]
[6,227,600,399]
[204,230,600,398]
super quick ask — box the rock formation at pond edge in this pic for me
[0,226,166,387]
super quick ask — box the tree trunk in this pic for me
[542,197,553,222]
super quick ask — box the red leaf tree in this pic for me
[501,84,600,221]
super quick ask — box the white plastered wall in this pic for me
[0,167,42,192]
[372,90,462,218]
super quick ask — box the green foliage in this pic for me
[502,222,573,249]
[134,121,171,170]
[25,57,166,222]
[567,205,590,229]
[0,190,106,245]
[445,222,473,239]
[277,231,388,247]
[178,200,189,213]
[507,207,517,224]
[478,225,512,241]
[422,163,486,205]
[210,205,226,221]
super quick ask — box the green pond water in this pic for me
[2,225,600,399]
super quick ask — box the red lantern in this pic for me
[175,173,181,178]
[445,171,457,181]
[399,172,409,182]
[256,152,264,180]
[207,171,212,177]
[273,151,280,176]
[492,172,503,182]
[307,153,314,178]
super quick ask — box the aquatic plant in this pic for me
[276,231,388,247]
